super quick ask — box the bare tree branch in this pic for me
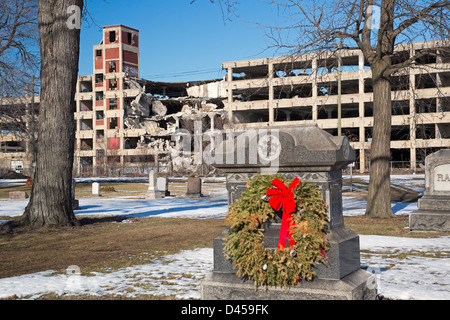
[393,1,450,38]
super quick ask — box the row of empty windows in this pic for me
[80,117,119,131]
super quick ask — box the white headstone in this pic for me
[92,182,100,196]
[146,169,162,199]
[157,177,167,191]
[157,177,170,196]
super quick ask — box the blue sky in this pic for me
[79,0,282,82]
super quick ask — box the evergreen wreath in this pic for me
[224,174,329,289]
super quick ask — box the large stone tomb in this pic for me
[410,150,450,232]
[201,125,377,300]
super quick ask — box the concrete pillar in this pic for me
[209,113,216,149]
[312,58,318,122]
[174,115,180,129]
[409,47,417,170]
[436,50,443,139]
[268,61,274,125]
[227,67,233,123]
[358,52,366,173]
[283,110,292,121]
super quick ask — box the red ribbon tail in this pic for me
[321,248,329,265]
[278,209,289,250]
[278,208,297,249]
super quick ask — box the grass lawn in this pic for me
[0,217,226,279]
[1,214,446,280]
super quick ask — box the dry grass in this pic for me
[342,177,423,203]
[0,183,32,199]
[0,217,226,279]
[344,215,445,238]
[0,181,212,199]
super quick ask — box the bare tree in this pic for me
[21,0,83,227]
[205,0,449,218]
[0,0,39,96]
[0,0,39,160]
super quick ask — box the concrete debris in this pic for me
[202,103,217,112]
[141,120,159,135]
[186,80,227,99]
[151,100,167,117]
[130,93,151,117]
[124,117,141,130]
[120,76,227,160]
[124,78,144,91]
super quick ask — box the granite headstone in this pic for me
[201,124,377,300]
[410,150,450,232]
[157,177,170,196]
[186,176,202,198]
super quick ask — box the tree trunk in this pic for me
[21,0,83,228]
[365,64,394,218]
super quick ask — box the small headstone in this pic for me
[9,191,29,199]
[410,150,450,232]
[186,176,202,198]
[92,182,100,197]
[72,179,79,210]
[157,177,170,196]
[145,169,162,199]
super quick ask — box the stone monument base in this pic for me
[145,191,162,199]
[409,150,450,232]
[409,195,450,232]
[201,271,376,300]
[185,192,203,198]
[409,211,450,232]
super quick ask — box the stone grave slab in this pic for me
[186,176,202,198]
[410,150,450,232]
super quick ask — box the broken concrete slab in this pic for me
[151,100,167,117]
[130,93,151,117]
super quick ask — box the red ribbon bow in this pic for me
[266,177,300,249]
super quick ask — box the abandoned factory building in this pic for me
[1,25,449,176]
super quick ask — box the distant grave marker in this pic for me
[145,169,162,199]
[92,182,100,197]
[186,176,202,198]
[157,177,170,196]
[410,150,450,231]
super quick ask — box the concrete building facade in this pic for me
[74,25,226,176]
[221,39,450,172]
[1,26,449,176]
[75,25,141,175]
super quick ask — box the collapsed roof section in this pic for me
[122,77,228,147]
[129,77,227,99]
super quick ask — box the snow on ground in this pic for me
[0,196,229,220]
[0,248,213,300]
[0,175,448,300]
[0,194,416,219]
[0,235,447,300]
